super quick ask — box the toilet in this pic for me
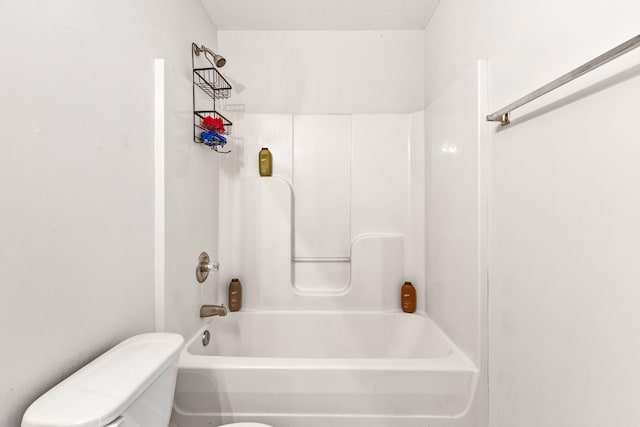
[22,333,271,427]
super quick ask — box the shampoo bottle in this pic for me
[259,147,272,176]
[229,278,242,312]
[401,282,416,313]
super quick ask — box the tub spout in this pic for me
[200,304,228,318]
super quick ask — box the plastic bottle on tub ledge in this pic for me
[259,147,272,176]
[401,281,416,313]
[229,278,242,312]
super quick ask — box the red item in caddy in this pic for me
[201,116,225,133]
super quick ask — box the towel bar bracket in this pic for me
[488,112,510,126]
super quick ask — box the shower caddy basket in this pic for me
[192,42,232,153]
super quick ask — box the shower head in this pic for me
[194,44,226,68]
[212,54,226,68]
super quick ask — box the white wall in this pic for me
[161,31,221,338]
[424,1,640,426]
[216,30,425,309]
[405,111,427,311]
[0,1,218,425]
[218,30,424,114]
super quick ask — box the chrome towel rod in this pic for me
[487,34,640,126]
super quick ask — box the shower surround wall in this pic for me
[217,113,419,309]
[423,0,640,426]
[423,60,489,426]
[216,30,425,309]
[0,1,219,425]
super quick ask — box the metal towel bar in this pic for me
[487,34,640,126]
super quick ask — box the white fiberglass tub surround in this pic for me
[171,311,478,427]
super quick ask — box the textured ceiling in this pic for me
[202,0,441,30]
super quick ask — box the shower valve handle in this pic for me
[195,252,219,283]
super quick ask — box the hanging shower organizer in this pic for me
[192,42,232,153]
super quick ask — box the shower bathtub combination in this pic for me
[170,310,478,427]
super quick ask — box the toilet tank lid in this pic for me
[22,333,184,427]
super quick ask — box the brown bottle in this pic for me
[258,147,272,176]
[401,282,416,313]
[229,278,242,312]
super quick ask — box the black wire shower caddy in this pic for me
[192,42,232,152]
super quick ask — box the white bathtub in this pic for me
[171,311,478,427]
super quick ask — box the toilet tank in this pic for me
[22,333,184,427]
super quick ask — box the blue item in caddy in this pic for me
[200,130,227,147]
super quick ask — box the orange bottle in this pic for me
[401,282,416,313]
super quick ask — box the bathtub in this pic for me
[171,311,478,427]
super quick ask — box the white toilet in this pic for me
[22,333,271,427]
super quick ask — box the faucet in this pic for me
[200,304,228,318]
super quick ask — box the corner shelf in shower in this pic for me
[192,42,233,152]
